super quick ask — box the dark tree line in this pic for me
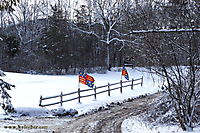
[0,0,199,74]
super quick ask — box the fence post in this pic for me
[120,80,122,93]
[131,78,134,90]
[39,95,42,106]
[94,86,97,99]
[108,82,110,96]
[141,76,143,86]
[60,91,63,106]
[78,88,81,103]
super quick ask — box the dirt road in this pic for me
[0,93,161,133]
[56,93,161,133]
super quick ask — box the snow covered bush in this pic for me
[0,70,16,114]
[51,106,78,117]
[142,93,178,126]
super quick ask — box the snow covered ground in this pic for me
[121,116,200,133]
[1,67,159,114]
[0,67,199,133]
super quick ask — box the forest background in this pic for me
[0,0,198,75]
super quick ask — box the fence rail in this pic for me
[39,76,143,107]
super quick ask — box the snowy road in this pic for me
[57,93,161,133]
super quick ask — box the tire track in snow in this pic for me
[55,92,161,133]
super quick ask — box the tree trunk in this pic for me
[107,44,110,71]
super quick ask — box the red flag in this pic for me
[79,71,87,85]
[79,75,87,85]
[86,75,95,82]
[79,71,95,88]
[86,75,95,88]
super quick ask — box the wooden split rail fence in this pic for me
[39,76,143,107]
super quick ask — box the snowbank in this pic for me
[121,116,200,133]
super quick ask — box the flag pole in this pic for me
[78,72,81,103]
[78,72,80,89]
[121,67,123,80]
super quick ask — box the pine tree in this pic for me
[0,70,16,114]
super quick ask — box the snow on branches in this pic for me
[0,70,16,114]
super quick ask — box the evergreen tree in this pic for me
[5,36,19,57]
[0,70,16,114]
[40,4,72,73]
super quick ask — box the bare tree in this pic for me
[72,0,136,70]
[127,0,200,131]
[0,0,19,11]
[143,31,200,131]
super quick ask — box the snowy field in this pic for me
[0,67,199,133]
[1,67,159,114]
